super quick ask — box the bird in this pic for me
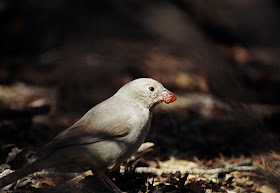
[0,78,176,192]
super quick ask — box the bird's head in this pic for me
[116,78,176,109]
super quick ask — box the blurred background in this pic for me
[1,0,280,191]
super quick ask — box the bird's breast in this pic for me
[111,109,152,166]
[125,109,151,144]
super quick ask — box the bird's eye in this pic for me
[148,86,155,92]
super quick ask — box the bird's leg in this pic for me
[94,172,122,193]
[94,172,113,192]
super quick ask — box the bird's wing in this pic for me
[42,122,130,154]
[42,99,135,154]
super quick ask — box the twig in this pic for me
[31,170,81,179]
[134,165,261,176]
[27,160,260,181]
[224,159,252,167]
[64,170,93,186]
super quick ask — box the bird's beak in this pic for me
[160,90,177,104]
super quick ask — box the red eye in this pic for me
[149,87,155,92]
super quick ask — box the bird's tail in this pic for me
[0,157,50,189]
